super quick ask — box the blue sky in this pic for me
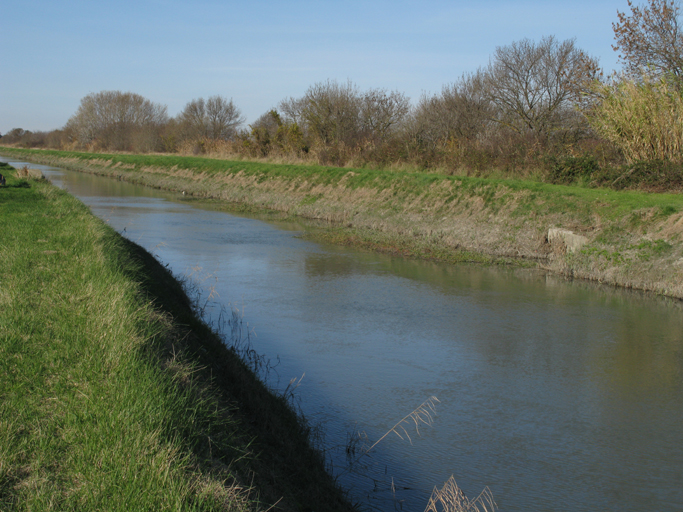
[1,0,627,134]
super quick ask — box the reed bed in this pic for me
[587,76,683,163]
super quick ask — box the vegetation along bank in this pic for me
[3,148,683,299]
[0,162,352,511]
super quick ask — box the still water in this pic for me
[5,157,683,511]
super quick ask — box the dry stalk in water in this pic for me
[424,476,497,512]
[341,396,439,476]
[366,395,439,450]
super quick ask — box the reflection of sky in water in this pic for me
[3,156,683,512]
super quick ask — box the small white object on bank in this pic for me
[547,228,589,254]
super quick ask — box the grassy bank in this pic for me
[2,148,683,298]
[0,163,352,510]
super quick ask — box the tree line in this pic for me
[3,1,682,189]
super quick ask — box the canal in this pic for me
[4,157,683,511]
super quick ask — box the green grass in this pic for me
[4,148,682,218]
[0,166,351,511]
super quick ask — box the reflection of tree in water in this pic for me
[598,301,683,394]
[304,245,683,400]
[303,246,520,292]
[303,252,367,278]
[440,269,683,400]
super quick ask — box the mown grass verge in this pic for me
[0,163,352,511]
[2,148,683,299]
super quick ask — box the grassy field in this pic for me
[2,148,683,298]
[0,162,352,511]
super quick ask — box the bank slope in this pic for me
[2,148,683,298]
[0,164,352,511]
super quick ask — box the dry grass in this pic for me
[15,165,30,178]
[425,476,497,512]
[368,396,440,451]
[174,139,317,168]
[14,165,44,180]
[587,75,683,163]
[342,396,440,478]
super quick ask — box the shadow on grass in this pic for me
[110,233,356,511]
[1,182,31,188]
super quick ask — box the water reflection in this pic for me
[2,155,682,511]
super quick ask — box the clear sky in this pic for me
[1,0,628,134]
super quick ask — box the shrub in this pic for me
[586,75,683,163]
[600,160,683,191]
[545,154,601,184]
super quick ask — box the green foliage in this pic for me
[581,245,627,264]
[542,152,683,192]
[590,160,683,191]
[660,204,678,215]
[636,238,673,253]
[545,154,601,184]
[299,194,321,206]
[631,238,674,261]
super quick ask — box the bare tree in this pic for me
[66,91,168,151]
[276,82,409,151]
[483,36,599,139]
[177,95,244,141]
[409,71,493,150]
[1,128,30,144]
[440,72,494,142]
[359,88,410,142]
[177,98,206,139]
[205,96,244,140]
[278,96,308,126]
[299,79,362,146]
[613,0,683,79]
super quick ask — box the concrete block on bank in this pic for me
[547,228,588,254]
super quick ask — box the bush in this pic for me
[545,154,601,184]
[595,160,683,191]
